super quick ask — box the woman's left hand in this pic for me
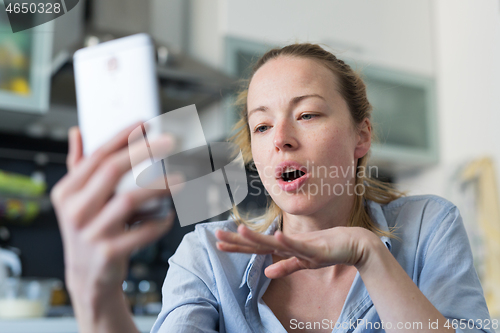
[215,225,379,279]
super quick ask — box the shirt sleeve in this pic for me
[418,205,495,333]
[150,229,220,333]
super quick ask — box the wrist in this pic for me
[71,287,132,333]
[354,231,387,273]
[66,275,125,318]
[76,286,125,313]
[65,263,126,303]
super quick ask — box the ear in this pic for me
[354,118,371,159]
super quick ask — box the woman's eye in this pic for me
[300,113,317,120]
[255,125,269,133]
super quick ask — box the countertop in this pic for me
[0,316,157,333]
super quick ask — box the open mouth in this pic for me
[281,170,306,182]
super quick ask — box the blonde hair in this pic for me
[228,43,404,239]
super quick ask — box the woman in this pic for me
[52,43,493,333]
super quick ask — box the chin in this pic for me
[272,194,320,216]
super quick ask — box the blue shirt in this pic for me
[151,195,494,333]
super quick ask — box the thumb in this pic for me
[67,126,83,172]
[264,256,307,279]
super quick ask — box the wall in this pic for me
[396,0,500,200]
[187,0,434,76]
[224,0,434,76]
[187,0,227,70]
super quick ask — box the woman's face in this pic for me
[247,56,370,216]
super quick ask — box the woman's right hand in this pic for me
[50,123,177,326]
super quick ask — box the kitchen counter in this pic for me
[0,316,157,333]
[1,315,499,332]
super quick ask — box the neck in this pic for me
[281,193,356,235]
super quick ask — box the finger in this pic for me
[264,256,308,279]
[73,134,176,224]
[215,242,273,255]
[52,123,150,217]
[84,177,181,236]
[215,228,262,248]
[216,238,296,257]
[238,225,291,253]
[274,230,320,259]
[61,122,144,194]
[111,211,176,257]
[217,228,283,254]
[67,126,83,172]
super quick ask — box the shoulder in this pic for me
[368,194,465,259]
[377,198,490,321]
[194,219,240,235]
[383,194,456,213]
[173,219,241,260]
[177,219,244,258]
[378,194,459,229]
[176,219,237,248]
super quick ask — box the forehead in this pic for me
[247,56,340,107]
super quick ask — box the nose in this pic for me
[273,119,298,152]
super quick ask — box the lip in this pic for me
[275,160,310,192]
[274,161,309,179]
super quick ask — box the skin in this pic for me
[215,56,454,332]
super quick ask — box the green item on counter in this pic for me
[0,170,46,197]
[0,198,40,224]
[23,200,40,221]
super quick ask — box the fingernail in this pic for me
[162,134,176,147]
[167,173,185,186]
[69,126,77,139]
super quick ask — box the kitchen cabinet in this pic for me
[360,63,438,173]
[0,8,53,114]
[0,0,86,115]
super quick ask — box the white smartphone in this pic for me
[73,33,171,221]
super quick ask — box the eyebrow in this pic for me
[247,94,326,119]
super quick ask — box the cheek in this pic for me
[254,164,274,193]
[251,144,269,180]
[250,143,261,166]
[251,138,272,161]
[314,127,356,162]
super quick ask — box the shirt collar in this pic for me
[239,217,279,289]
[239,200,392,289]
[366,199,392,252]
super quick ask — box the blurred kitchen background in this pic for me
[0,0,499,331]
